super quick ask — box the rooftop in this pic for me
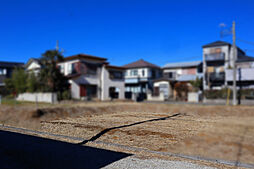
[163,61,201,69]
[0,61,24,68]
[237,55,254,62]
[202,41,232,48]
[123,59,160,69]
[63,54,107,62]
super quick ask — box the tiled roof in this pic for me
[123,59,160,69]
[163,61,201,69]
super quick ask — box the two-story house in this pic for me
[123,59,162,98]
[25,58,41,75]
[26,54,125,101]
[153,61,202,100]
[57,54,125,101]
[0,61,24,88]
[202,40,254,90]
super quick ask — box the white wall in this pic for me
[226,68,254,81]
[71,81,80,99]
[101,66,125,100]
[17,93,57,103]
[154,81,172,98]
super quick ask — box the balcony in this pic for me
[205,53,225,61]
[163,72,176,80]
[206,72,225,82]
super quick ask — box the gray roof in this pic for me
[0,61,24,68]
[237,55,254,62]
[202,41,231,48]
[163,61,201,69]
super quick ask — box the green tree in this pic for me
[39,50,69,93]
[190,77,202,92]
[5,68,28,94]
[27,73,38,93]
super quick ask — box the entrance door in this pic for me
[80,85,86,97]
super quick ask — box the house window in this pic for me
[168,72,173,78]
[59,65,64,74]
[85,63,97,75]
[71,63,77,74]
[68,64,72,74]
[151,70,156,78]
[130,69,138,76]
[142,69,145,76]
[0,68,7,75]
[109,71,123,79]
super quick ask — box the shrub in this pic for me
[204,88,231,99]
[204,88,254,99]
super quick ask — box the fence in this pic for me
[16,93,57,104]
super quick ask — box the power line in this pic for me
[236,37,254,46]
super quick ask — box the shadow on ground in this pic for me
[78,113,181,145]
[0,130,131,169]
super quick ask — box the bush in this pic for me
[204,88,231,99]
[204,88,254,99]
[62,90,71,100]
[57,90,71,101]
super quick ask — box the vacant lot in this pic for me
[0,101,254,167]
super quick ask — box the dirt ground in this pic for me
[0,101,254,167]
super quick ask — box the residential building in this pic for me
[25,58,41,75]
[57,54,125,101]
[0,61,24,87]
[153,61,202,100]
[202,40,254,90]
[123,59,162,97]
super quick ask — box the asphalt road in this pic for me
[0,130,130,169]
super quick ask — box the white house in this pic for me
[25,54,126,101]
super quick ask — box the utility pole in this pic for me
[232,21,237,106]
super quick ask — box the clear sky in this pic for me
[1,0,254,66]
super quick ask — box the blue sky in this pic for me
[1,0,254,66]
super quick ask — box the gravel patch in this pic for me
[102,156,216,169]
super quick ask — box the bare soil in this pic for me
[0,102,254,167]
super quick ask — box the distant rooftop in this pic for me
[123,59,160,69]
[202,41,232,48]
[63,53,107,62]
[0,61,24,68]
[237,55,254,62]
[163,61,201,69]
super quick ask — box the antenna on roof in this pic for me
[219,23,232,39]
[56,40,59,51]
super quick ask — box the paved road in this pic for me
[103,156,216,169]
[0,130,130,169]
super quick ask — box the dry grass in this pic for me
[1,102,254,166]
